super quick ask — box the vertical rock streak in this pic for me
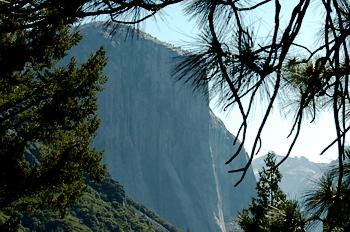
[210,146,227,232]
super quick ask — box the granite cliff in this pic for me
[70,23,256,232]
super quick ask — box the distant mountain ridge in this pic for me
[252,155,331,199]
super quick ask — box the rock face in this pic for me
[71,23,256,232]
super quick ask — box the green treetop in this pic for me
[254,152,286,209]
[238,152,305,232]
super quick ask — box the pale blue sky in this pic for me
[142,1,341,163]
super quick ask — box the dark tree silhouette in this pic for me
[303,149,350,231]
[0,0,182,32]
[173,1,350,190]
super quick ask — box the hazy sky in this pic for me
[142,1,342,163]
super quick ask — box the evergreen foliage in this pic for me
[0,1,107,221]
[303,150,350,231]
[238,152,305,232]
[0,177,179,232]
[170,0,350,188]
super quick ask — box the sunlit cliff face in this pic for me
[70,23,256,232]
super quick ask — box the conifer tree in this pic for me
[238,152,305,232]
[0,6,107,217]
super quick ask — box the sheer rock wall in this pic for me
[71,24,256,232]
